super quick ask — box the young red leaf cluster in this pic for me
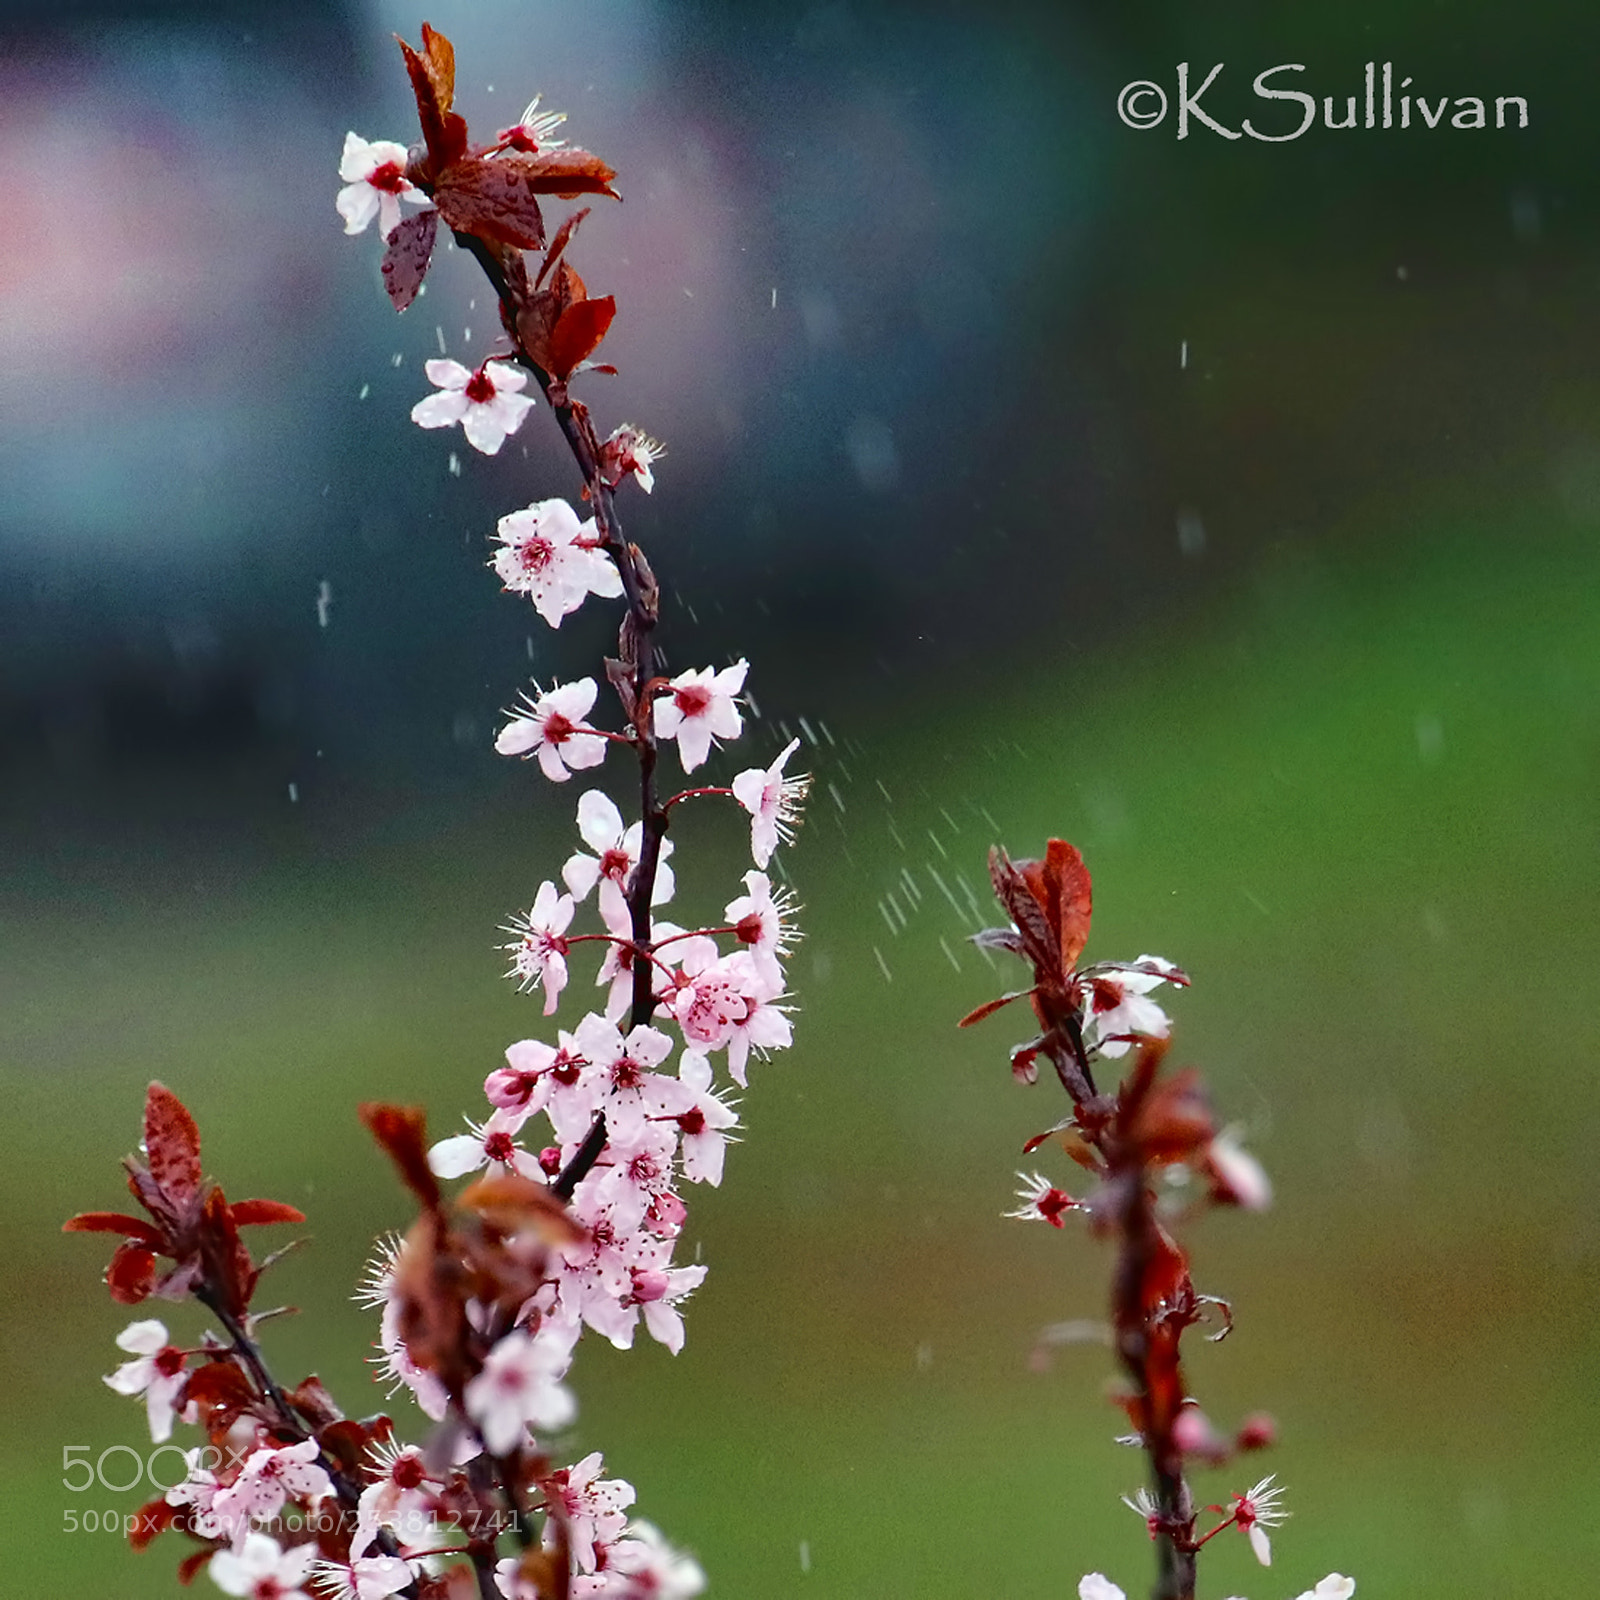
[382,21,619,322]
[64,1082,304,1315]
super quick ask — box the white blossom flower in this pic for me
[210,1532,318,1598]
[464,1328,577,1455]
[1079,1578,1125,1600]
[490,499,622,627]
[496,679,608,783]
[502,881,576,1013]
[600,424,665,493]
[336,133,427,239]
[1233,1473,1290,1566]
[653,660,747,773]
[411,359,535,455]
[103,1318,187,1442]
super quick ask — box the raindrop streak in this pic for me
[287,783,299,803]
[872,946,892,982]
[799,1541,811,1574]
[939,937,962,973]
[315,581,333,629]
[358,382,370,401]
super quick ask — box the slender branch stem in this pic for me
[1109,1173,1197,1600]
[452,227,672,1197]
[194,1286,418,1585]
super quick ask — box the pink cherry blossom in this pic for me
[464,1328,577,1455]
[496,678,609,783]
[211,1439,332,1545]
[336,133,427,239]
[653,660,747,773]
[544,1451,635,1573]
[503,881,576,1013]
[723,869,797,988]
[429,1108,544,1181]
[563,789,675,926]
[565,1014,677,1145]
[411,359,535,456]
[103,1317,187,1442]
[209,1531,318,1598]
[490,499,623,627]
[605,1521,706,1598]
[310,1554,416,1600]
[351,1439,440,1559]
[600,424,665,493]
[649,1051,739,1185]
[730,737,809,867]
[373,1299,449,1422]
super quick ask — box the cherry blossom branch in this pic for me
[968,841,1301,1600]
[449,226,667,1199]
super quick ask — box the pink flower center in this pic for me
[464,367,496,404]
[391,1454,426,1491]
[1090,978,1125,1014]
[154,1345,185,1378]
[678,1107,706,1136]
[542,711,574,745]
[366,160,407,194]
[517,536,553,574]
[734,912,764,945]
[674,684,711,718]
[484,1130,517,1164]
[600,847,631,881]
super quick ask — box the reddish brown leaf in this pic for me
[107,1241,157,1304]
[396,35,468,172]
[1020,839,1093,974]
[988,846,1058,984]
[144,1082,202,1207]
[957,988,1032,1029]
[198,1187,255,1319]
[177,1546,217,1585]
[181,1359,255,1410]
[434,156,548,250]
[128,1495,176,1550]
[318,1415,393,1481]
[535,206,590,290]
[361,1103,442,1211]
[286,1375,343,1429]
[381,208,438,311]
[419,21,456,112]
[228,1199,307,1228]
[63,1211,165,1246]
[515,147,620,200]
[459,1173,586,1244]
[548,295,615,381]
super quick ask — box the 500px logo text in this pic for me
[1118,62,1529,140]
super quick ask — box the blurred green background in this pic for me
[5,1,1599,1596]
